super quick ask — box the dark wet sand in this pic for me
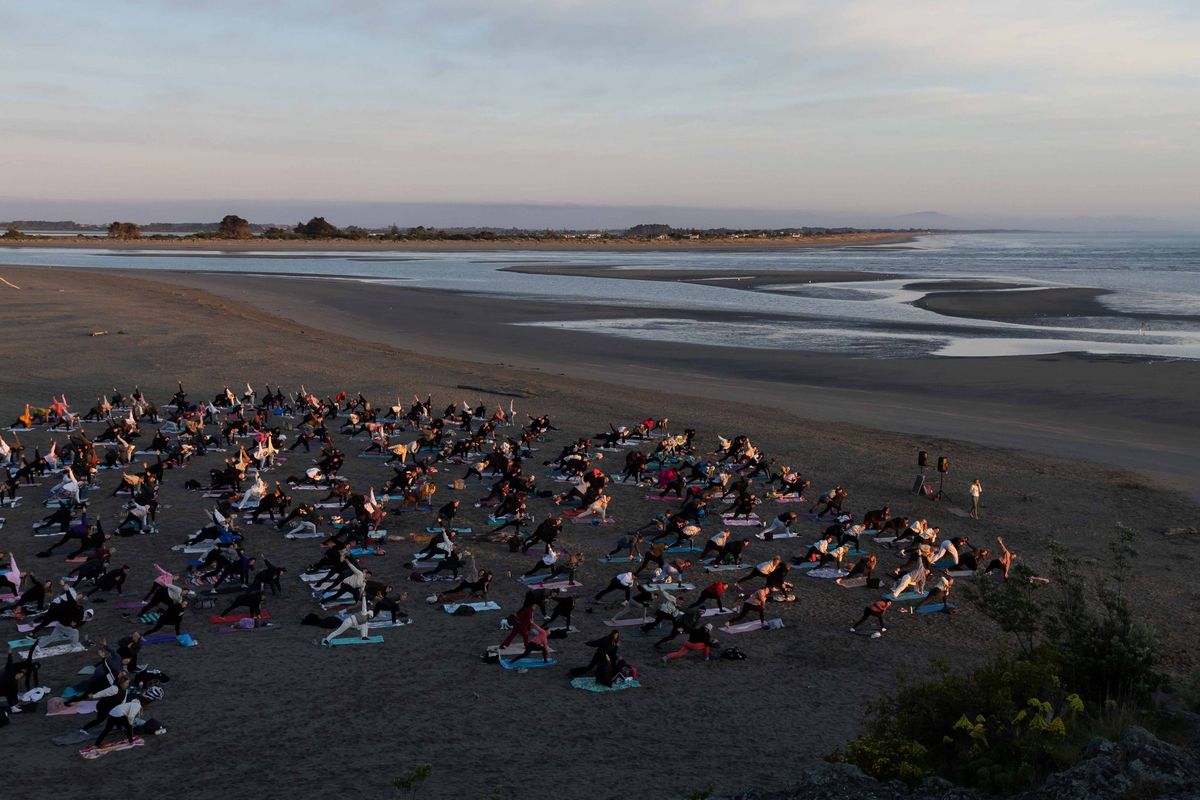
[1,266,1198,800]
[915,287,1200,323]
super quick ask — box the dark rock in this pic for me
[1023,754,1129,800]
[754,726,1199,800]
[1120,725,1200,794]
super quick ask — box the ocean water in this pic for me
[3,232,1198,359]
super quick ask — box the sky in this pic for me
[1,1,1198,228]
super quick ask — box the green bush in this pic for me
[831,527,1162,795]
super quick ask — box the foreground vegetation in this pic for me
[830,526,1172,794]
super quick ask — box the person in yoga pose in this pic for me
[606,531,644,560]
[835,554,877,586]
[735,555,782,588]
[145,598,188,638]
[640,587,681,633]
[727,586,770,626]
[889,562,929,600]
[218,587,265,619]
[507,621,551,663]
[321,594,374,644]
[661,622,718,664]
[370,587,408,625]
[0,577,52,613]
[699,529,730,561]
[908,575,955,614]
[756,512,798,540]
[929,535,970,567]
[568,631,624,685]
[543,592,575,632]
[687,580,730,612]
[984,536,1017,580]
[850,599,892,633]
[594,571,638,604]
[432,570,492,604]
[810,486,848,518]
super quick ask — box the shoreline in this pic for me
[0,230,924,252]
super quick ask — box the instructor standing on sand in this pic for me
[969,479,983,519]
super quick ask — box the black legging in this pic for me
[94,713,135,746]
[687,586,728,611]
[219,593,262,618]
[729,602,765,625]
[594,578,632,603]
[544,597,574,629]
[146,609,183,636]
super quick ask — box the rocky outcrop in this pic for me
[741,725,1199,800]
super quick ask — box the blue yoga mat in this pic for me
[500,657,557,669]
[325,635,385,646]
[916,603,956,615]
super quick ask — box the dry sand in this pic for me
[0,266,1197,800]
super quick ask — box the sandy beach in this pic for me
[0,266,1197,800]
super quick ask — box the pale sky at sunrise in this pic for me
[2,1,1198,227]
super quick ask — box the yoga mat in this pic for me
[443,601,501,613]
[219,622,276,633]
[599,555,638,564]
[54,729,94,746]
[603,616,652,627]
[47,698,96,716]
[704,564,743,573]
[641,582,694,591]
[491,642,556,657]
[80,737,144,759]
[699,606,735,617]
[916,603,957,614]
[807,568,849,579]
[31,642,88,658]
[569,517,615,525]
[323,635,384,646]
[839,577,868,588]
[17,620,55,632]
[499,657,557,669]
[570,677,641,693]
[526,579,582,591]
[209,611,271,624]
[721,618,781,634]
[665,545,702,553]
[885,591,928,602]
[143,633,191,645]
[755,532,799,540]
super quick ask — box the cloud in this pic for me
[0,0,1197,221]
